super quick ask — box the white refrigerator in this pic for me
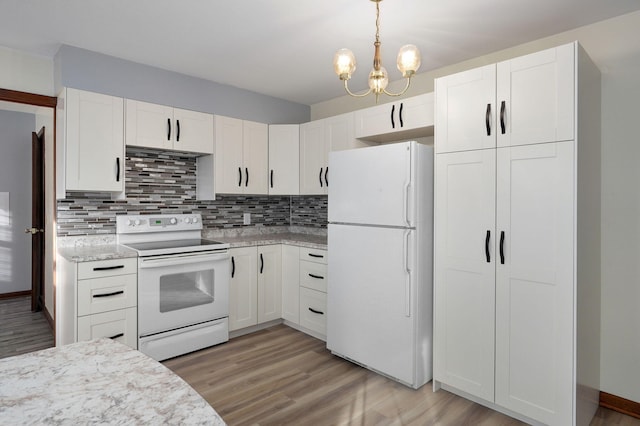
[327,141,433,389]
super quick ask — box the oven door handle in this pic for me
[138,252,229,269]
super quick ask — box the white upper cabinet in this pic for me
[299,120,328,195]
[214,115,268,195]
[354,93,434,142]
[436,44,574,153]
[300,112,365,195]
[61,88,124,194]
[125,99,213,154]
[268,124,299,195]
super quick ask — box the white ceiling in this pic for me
[1,0,639,106]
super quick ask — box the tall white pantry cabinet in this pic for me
[433,42,601,426]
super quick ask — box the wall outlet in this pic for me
[243,212,251,225]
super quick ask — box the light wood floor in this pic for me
[0,296,54,359]
[164,324,640,426]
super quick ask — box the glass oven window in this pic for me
[159,268,216,313]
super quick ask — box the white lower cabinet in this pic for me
[297,248,328,338]
[299,287,327,336]
[281,245,300,323]
[56,257,138,349]
[229,245,282,332]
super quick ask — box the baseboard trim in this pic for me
[0,290,31,300]
[600,391,640,419]
[43,307,54,330]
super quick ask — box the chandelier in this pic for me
[333,0,421,103]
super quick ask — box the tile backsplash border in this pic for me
[56,147,327,236]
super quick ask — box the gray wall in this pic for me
[54,45,309,124]
[0,110,35,294]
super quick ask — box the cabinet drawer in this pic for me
[300,248,327,264]
[77,274,137,316]
[299,287,327,336]
[77,258,137,280]
[300,261,327,293]
[77,307,137,349]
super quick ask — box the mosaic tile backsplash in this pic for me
[56,148,328,236]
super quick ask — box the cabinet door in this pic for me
[435,65,496,153]
[300,120,328,195]
[214,115,244,194]
[325,112,357,152]
[281,245,300,324]
[243,120,269,195]
[257,245,282,323]
[125,99,173,150]
[173,108,214,154]
[65,88,124,192]
[268,125,300,195]
[229,247,258,331]
[495,141,574,425]
[354,101,394,139]
[496,43,574,147]
[433,149,496,401]
[397,93,434,132]
[77,307,137,349]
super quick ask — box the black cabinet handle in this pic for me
[116,157,120,182]
[324,167,328,187]
[500,101,506,134]
[93,290,124,298]
[93,265,125,271]
[500,231,505,264]
[176,119,180,142]
[245,167,249,187]
[238,167,242,187]
[485,104,491,136]
[231,256,235,278]
[270,170,274,188]
[308,307,324,315]
[390,104,396,129]
[167,118,171,140]
[308,253,324,258]
[319,168,323,187]
[109,333,124,340]
[308,273,324,279]
[399,102,404,127]
[260,253,264,274]
[485,230,491,263]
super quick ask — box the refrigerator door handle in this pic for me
[404,182,412,227]
[404,230,412,317]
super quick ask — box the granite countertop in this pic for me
[57,243,138,263]
[209,232,327,250]
[0,338,225,425]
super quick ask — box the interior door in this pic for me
[30,127,45,312]
[328,142,412,227]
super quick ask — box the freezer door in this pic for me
[328,142,414,227]
[327,224,416,386]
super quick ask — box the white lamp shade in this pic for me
[397,44,421,76]
[334,48,357,79]
[368,66,389,93]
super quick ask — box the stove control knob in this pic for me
[192,217,199,224]
[127,219,134,226]
[170,217,177,225]
[184,217,191,224]
[134,219,141,226]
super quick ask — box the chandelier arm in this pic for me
[344,79,374,98]
[381,76,413,97]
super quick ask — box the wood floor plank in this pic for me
[0,296,54,359]
[164,324,640,426]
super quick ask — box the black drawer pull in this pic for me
[485,230,491,263]
[485,104,491,136]
[500,231,505,264]
[176,119,180,141]
[308,273,324,279]
[308,307,324,315]
[167,118,171,140]
[245,167,249,187]
[500,101,506,134]
[260,253,264,274]
[231,256,235,278]
[93,290,124,298]
[319,168,323,187]
[93,265,125,271]
[238,167,242,187]
[390,104,395,129]
[399,102,404,127]
[308,253,324,258]
[109,333,124,340]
